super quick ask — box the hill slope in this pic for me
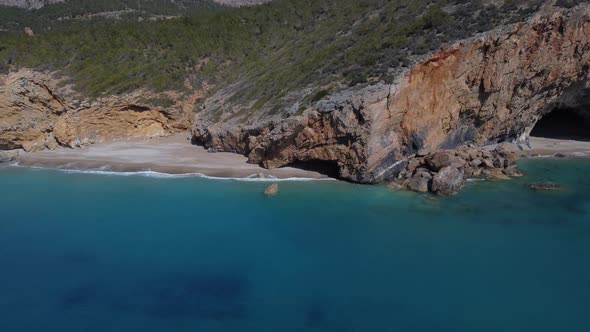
[1,0,589,188]
[0,0,64,9]
[0,0,219,32]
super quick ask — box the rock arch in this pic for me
[530,82,590,141]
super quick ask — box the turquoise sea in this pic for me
[0,159,589,332]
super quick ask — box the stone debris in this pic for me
[393,145,525,196]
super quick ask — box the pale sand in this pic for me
[16,134,329,179]
[526,137,590,157]
[14,135,590,179]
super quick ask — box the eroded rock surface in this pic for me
[0,69,190,151]
[193,4,590,185]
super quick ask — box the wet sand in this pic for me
[16,134,329,179]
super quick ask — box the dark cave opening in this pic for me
[286,159,341,179]
[530,107,590,142]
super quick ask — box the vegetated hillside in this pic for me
[0,0,220,32]
[0,0,553,118]
[0,0,64,9]
[213,0,270,6]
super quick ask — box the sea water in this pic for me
[0,159,589,332]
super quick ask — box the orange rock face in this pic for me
[388,6,590,152]
[195,4,590,183]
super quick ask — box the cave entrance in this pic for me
[530,106,590,141]
[530,82,590,142]
[286,159,341,179]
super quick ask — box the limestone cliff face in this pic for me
[0,70,189,151]
[193,4,590,183]
[389,4,590,152]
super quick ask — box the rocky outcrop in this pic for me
[193,83,392,182]
[0,69,190,151]
[52,105,175,148]
[193,3,590,185]
[0,149,22,163]
[395,145,524,196]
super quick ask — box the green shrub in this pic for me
[0,0,546,112]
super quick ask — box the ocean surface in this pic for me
[0,159,589,332]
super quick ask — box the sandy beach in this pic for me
[526,137,590,157]
[16,134,329,179]
[12,135,590,180]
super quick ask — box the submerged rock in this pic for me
[528,183,568,192]
[503,167,524,177]
[482,168,511,180]
[264,183,279,196]
[387,181,403,190]
[145,274,249,320]
[431,166,465,196]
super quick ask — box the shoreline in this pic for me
[524,137,590,158]
[6,135,590,181]
[12,134,331,181]
[6,163,332,182]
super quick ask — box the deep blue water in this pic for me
[0,159,589,332]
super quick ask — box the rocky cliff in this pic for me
[193,3,590,184]
[0,69,191,151]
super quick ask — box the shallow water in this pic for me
[0,159,589,332]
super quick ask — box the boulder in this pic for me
[454,149,472,161]
[482,159,495,168]
[482,168,511,180]
[494,157,506,169]
[404,172,432,193]
[416,148,431,157]
[406,158,422,174]
[503,166,524,177]
[0,149,22,163]
[431,166,465,196]
[426,152,465,172]
[470,159,482,167]
[496,143,521,161]
[387,181,403,190]
[464,167,483,177]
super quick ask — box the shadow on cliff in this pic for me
[284,159,341,179]
[531,107,590,142]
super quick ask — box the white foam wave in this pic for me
[11,164,333,182]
